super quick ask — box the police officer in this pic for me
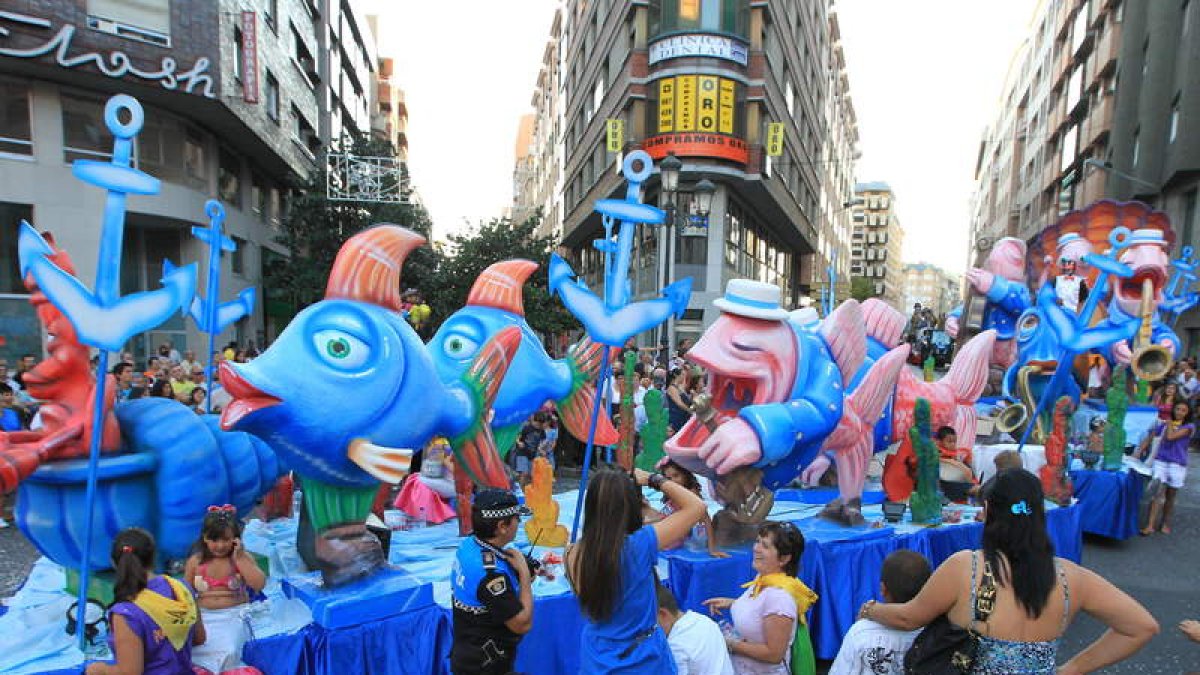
[451,489,534,674]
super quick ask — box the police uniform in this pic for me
[451,523,525,673]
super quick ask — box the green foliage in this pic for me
[850,276,878,302]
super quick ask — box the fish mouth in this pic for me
[1116,266,1165,306]
[219,362,282,429]
[1024,359,1057,372]
[667,363,769,455]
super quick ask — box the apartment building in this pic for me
[850,182,904,310]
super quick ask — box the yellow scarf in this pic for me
[742,573,819,625]
[131,576,198,651]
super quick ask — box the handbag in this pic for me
[904,556,997,674]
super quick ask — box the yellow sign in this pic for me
[767,122,785,156]
[606,118,624,153]
[718,79,735,134]
[658,79,675,133]
[697,76,719,133]
[676,75,697,132]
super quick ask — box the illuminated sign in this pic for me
[643,133,749,165]
[0,11,215,98]
[656,75,739,136]
[648,34,749,66]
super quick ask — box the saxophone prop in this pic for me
[1130,277,1173,384]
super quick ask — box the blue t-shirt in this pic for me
[580,525,676,673]
[0,408,21,431]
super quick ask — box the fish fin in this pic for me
[860,298,906,349]
[494,424,521,459]
[325,225,426,312]
[819,300,867,385]
[467,259,538,316]
[940,329,996,403]
[828,345,908,449]
[451,326,523,488]
[556,336,619,447]
[347,438,413,484]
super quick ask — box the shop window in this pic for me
[648,0,749,38]
[183,127,207,184]
[231,237,246,275]
[0,202,32,293]
[251,174,270,221]
[61,94,111,163]
[0,81,32,157]
[218,147,242,207]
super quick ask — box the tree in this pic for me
[427,212,578,336]
[267,137,441,312]
[850,276,878,302]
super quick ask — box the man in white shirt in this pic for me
[657,583,734,675]
[829,550,932,675]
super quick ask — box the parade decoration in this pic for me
[14,94,198,648]
[428,259,617,457]
[922,356,935,382]
[1103,367,1129,471]
[948,237,1031,379]
[1040,396,1075,505]
[1161,245,1200,326]
[178,200,256,412]
[907,399,942,525]
[220,225,520,585]
[635,388,669,471]
[617,349,637,470]
[523,457,568,547]
[551,150,692,542]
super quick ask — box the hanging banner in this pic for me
[241,11,259,104]
[643,132,749,165]
[718,79,735,134]
[675,75,697,132]
[648,34,749,66]
[696,76,719,133]
[606,118,624,153]
[767,122,785,156]
[658,79,675,133]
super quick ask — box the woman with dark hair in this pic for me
[567,465,707,671]
[1152,381,1180,421]
[861,469,1157,674]
[149,378,174,399]
[1138,400,1193,535]
[703,522,816,674]
[86,528,206,674]
[665,368,693,434]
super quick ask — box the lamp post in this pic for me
[1082,158,1158,191]
[656,153,714,367]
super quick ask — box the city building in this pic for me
[967,0,1199,349]
[903,262,960,320]
[370,54,408,163]
[512,4,566,239]
[850,182,905,310]
[0,0,378,363]
[542,0,858,347]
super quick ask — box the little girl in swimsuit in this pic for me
[184,506,267,674]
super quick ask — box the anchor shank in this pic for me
[604,219,636,310]
[96,191,128,306]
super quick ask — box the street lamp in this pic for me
[694,179,716,218]
[654,155,716,367]
[659,152,682,196]
[1082,158,1157,190]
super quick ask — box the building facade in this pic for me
[370,53,408,163]
[903,262,960,320]
[0,0,377,364]
[512,5,567,239]
[540,0,858,347]
[850,181,904,309]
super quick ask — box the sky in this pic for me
[370,0,1040,273]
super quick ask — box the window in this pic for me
[1169,93,1180,143]
[233,28,245,83]
[251,174,269,221]
[647,0,750,38]
[183,127,206,182]
[265,71,280,122]
[61,94,111,163]
[0,80,32,156]
[264,0,278,31]
[231,237,246,275]
[87,0,171,46]
[0,202,32,292]
[1132,127,1140,167]
[293,24,318,86]
[1141,37,1150,78]
[1182,189,1197,245]
[218,147,242,207]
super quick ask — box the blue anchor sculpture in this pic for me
[553,150,693,541]
[15,94,197,649]
[1020,227,1137,452]
[1160,245,1199,327]
[170,200,256,412]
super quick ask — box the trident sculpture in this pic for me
[1160,245,1199,326]
[550,150,692,541]
[17,95,197,649]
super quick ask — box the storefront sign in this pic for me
[649,34,749,66]
[240,12,259,103]
[676,75,696,131]
[0,10,215,98]
[643,132,749,165]
[657,75,739,136]
[658,79,675,132]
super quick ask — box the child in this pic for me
[184,506,266,674]
[514,412,547,485]
[0,383,23,431]
[189,387,207,414]
[934,426,973,468]
[656,582,734,675]
[536,415,559,471]
[86,528,206,675]
[654,460,729,559]
[831,550,932,675]
[1138,401,1193,535]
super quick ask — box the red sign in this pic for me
[643,132,748,165]
[241,11,259,103]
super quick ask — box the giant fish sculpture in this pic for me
[799,299,995,523]
[948,237,1032,385]
[663,280,909,534]
[428,259,617,457]
[220,225,519,585]
[1099,227,1180,364]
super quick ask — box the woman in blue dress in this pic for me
[567,466,707,672]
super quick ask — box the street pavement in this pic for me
[1,461,1196,671]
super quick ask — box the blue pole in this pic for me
[76,350,109,650]
[570,347,612,543]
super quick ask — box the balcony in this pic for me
[1094,21,1120,78]
[1084,94,1113,148]
[1078,163,1108,205]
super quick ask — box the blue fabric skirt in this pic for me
[578,625,677,674]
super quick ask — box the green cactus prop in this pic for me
[617,349,637,471]
[923,356,935,382]
[636,389,668,471]
[1134,378,1150,404]
[1103,367,1129,471]
[908,398,943,524]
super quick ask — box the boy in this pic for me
[656,582,733,675]
[831,550,932,675]
[0,383,23,431]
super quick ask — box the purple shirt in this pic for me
[107,576,197,675]
[1154,421,1193,466]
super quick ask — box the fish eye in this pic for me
[1018,313,1039,339]
[443,332,480,359]
[312,329,370,370]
